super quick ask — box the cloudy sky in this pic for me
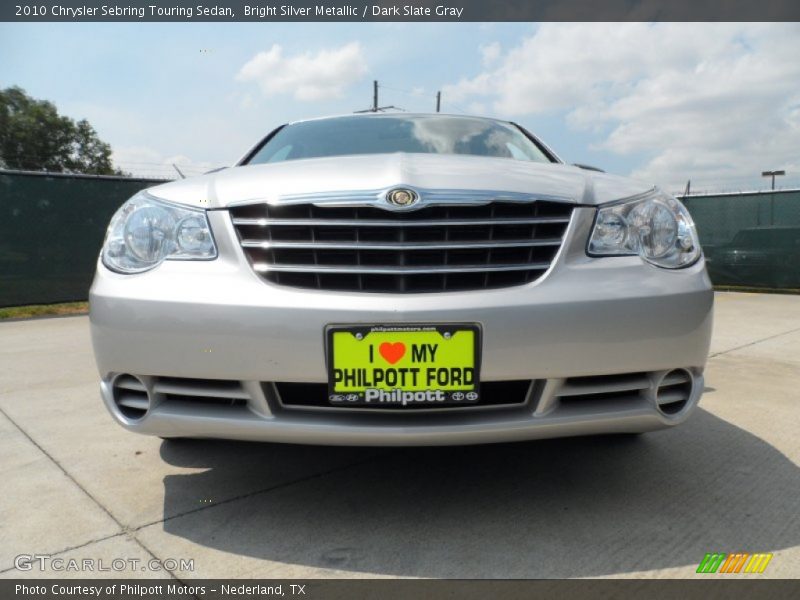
[1,22,798,192]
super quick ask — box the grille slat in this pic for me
[656,388,688,405]
[661,371,691,386]
[232,216,570,227]
[241,239,563,250]
[116,394,149,411]
[152,378,250,400]
[558,374,652,397]
[114,376,147,392]
[230,197,573,293]
[253,263,552,275]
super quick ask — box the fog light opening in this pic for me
[656,369,694,416]
[111,374,150,420]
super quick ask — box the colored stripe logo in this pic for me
[697,553,773,574]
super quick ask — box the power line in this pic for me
[379,83,425,96]
[444,101,469,114]
[0,151,212,170]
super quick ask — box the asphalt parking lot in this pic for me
[1,291,799,580]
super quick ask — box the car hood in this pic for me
[146,153,655,210]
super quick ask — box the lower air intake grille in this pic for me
[274,380,534,410]
[554,372,652,412]
[153,377,249,408]
[552,370,696,416]
[229,200,573,293]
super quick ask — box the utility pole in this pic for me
[436,91,441,113]
[354,80,400,113]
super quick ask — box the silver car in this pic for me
[90,113,713,446]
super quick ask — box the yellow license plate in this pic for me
[326,324,481,408]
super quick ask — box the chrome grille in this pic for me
[229,200,573,293]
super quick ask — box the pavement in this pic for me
[0,291,798,580]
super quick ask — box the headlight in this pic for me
[102,192,217,273]
[587,190,700,269]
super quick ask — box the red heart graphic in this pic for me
[379,342,406,365]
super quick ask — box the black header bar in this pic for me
[5,579,800,599]
[4,0,800,22]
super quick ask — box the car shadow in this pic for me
[158,408,799,577]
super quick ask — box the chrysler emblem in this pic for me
[386,188,418,207]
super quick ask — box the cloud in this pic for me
[479,42,501,66]
[444,24,800,188]
[236,42,368,102]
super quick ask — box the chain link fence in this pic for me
[680,190,800,289]
[1,170,799,307]
[0,170,165,307]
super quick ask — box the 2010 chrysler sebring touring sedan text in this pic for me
[90,114,713,446]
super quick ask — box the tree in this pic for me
[0,86,123,175]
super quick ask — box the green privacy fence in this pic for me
[680,190,800,289]
[1,171,799,307]
[0,170,165,307]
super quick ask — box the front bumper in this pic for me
[90,207,714,445]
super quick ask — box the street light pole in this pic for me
[761,170,786,226]
[762,169,785,191]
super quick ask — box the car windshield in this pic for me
[245,115,553,165]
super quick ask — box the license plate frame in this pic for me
[324,323,482,408]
